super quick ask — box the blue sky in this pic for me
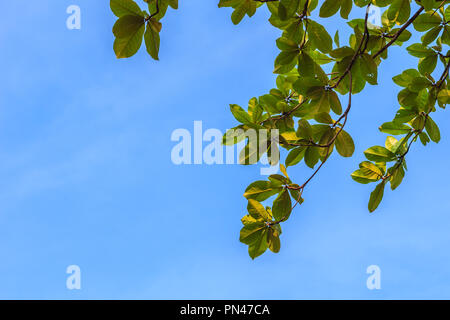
[0,0,449,299]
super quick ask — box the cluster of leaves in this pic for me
[110,0,178,59]
[110,0,450,259]
[220,0,449,259]
[352,5,450,212]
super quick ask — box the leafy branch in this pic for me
[110,0,178,59]
[110,0,450,259]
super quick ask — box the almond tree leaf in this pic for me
[308,20,333,54]
[113,15,145,38]
[425,116,441,143]
[272,189,292,221]
[144,21,161,60]
[243,181,282,201]
[110,0,145,17]
[267,229,281,253]
[335,130,355,157]
[364,146,396,162]
[113,22,145,58]
[248,229,269,259]
[247,199,271,221]
[368,182,386,213]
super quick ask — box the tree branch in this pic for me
[273,73,353,225]
[146,0,160,21]
[331,4,371,89]
[373,6,424,59]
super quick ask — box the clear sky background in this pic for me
[0,0,449,299]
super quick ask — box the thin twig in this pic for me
[373,7,424,59]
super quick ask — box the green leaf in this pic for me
[406,43,435,58]
[279,0,301,20]
[446,5,450,21]
[420,0,435,11]
[308,20,333,53]
[168,0,178,9]
[296,119,313,140]
[437,89,450,105]
[379,122,411,135]
[413,12,443,32]
[364,146,396,162]
[421,26,442,46]
[276,37,299,51]
[425,116,441,143]
[272,189,292,221]
[390,166,405,190]
[285,147,307,167]
[319,0,341,18]
[419,131,430,145]
[248,229,268,259]
[360,161,384,177]
[230,104,252,124]
[240,222,266,245]
[334,30,340,47]
[231,2,247,25]
[418,54,438,75]
[392,69,421,87]
[247,199,271,221]
[267,228,281,253]
[269,174,289,186]
[275,50,300,67]
[368,182,386,213]
[227,0,258,25]
[442,26,450,45]
[372,0,393,8]
[351,169,377,184]
[354,0,370,7]
[408,77,432,93]
[340,0,352,19]
[314,112,333,124]
[113,21,145,58]
[385,136,405,154]
[146,0,170,21]
[393,109,416,124]
[397,88,418,108]
[351,161,383,184]
[260,94,282,114]
[144,20,161,60]
[244,181,282,201]
[360,54,378,85]
[387,0,410,25]
[304,146,320,168]
[110,0,144,17]
[280,164,289,179]
[328,91,342,115]
[113,15,145,38]
[335,130,355,157]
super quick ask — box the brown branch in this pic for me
[146,0,160,21]
[266,1,445,226]
[437,58,450,88]
[331,4,371,89]
[372,6,424,59]
[300,73,352,190]
[272,73,353,225]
